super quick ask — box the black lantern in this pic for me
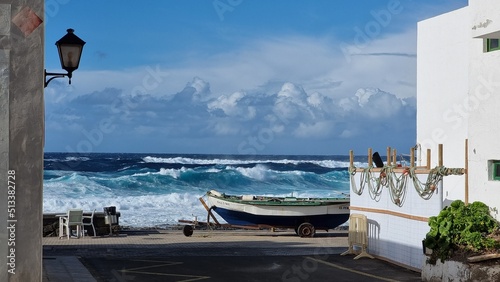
[44,28,86,87]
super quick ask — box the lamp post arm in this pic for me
[44,69,72,87]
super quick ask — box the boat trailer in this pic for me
[178,197,318,237]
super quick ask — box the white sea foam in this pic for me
[233,165,311,181]
[117,166,131,171]
[64,156,90,162]
[44,192,213,227]
[143,156,256,165]
[158,167,184,178]
[131,167,188,178]
[142,156,352,168]
[43,153,353,228]
[235,164,270,181]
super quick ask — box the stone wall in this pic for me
[0,1,44,281]
[422,258,500,282]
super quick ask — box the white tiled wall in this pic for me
[350,172,443,270]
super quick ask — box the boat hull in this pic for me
[212,206,349,230]
[206,191,350,230]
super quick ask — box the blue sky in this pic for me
[43,0,468,155]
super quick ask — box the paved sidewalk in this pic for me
[43,256,96,282]
[43,229,344,247]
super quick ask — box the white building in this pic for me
[348,0,500,272]
[417,0,500,220]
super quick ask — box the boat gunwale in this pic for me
[207,192,350,207]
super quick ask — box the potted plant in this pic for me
[423,200,500,264]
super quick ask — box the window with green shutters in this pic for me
[491,160,500,180]
[486,38,500,52]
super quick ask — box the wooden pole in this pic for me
[392,149,397,166]
[352,167,454,174]
[410,147,415,168]
[349,150,354,168]
[368,148,372,166]
[199,197,220,225]
[427,149,431,169]
[468,253,500,263]
[465,139,469,205]
[387,147,391,166]
[438,144,443,167]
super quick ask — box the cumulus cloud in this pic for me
[44,22,421,154]
[63,27,416,104]
[294,121,334,138]
[207,91,256,120]
[44,76,415,154]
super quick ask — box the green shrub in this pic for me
[423,200,500,263]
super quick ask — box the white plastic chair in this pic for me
[60,209,83,239]
[82,209,96,237]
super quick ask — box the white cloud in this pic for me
[356,88,377,106]
[186,77,211,102]
[61,27,416,102]
[42,0,471,154]
[339,129,358,139]
[307,92,327,108]
[332,30,417,99]
[210,121,242,136]
[207,91,256,120]
[293,121,334,138]
[44,77,415,154]
[44,27,419,154]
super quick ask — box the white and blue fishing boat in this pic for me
[206,190,350,237]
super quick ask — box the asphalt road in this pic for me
[43,229,422,281]
[80,253,421,282]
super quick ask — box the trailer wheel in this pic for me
[297,222,315,238]
[183,225,193,237]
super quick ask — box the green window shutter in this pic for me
[493,162,500,180]
[487,38,500,52]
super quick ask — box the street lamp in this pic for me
[44,28,86,87]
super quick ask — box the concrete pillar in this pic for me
[0,1,44,281]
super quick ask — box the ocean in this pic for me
[43,153,365,228]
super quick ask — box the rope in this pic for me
[349,165,465,206]
[385,166,409,207]
[409,166,463,200]
[349,165,383,201]
[349,166,363,195]
[367,167,383,201]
